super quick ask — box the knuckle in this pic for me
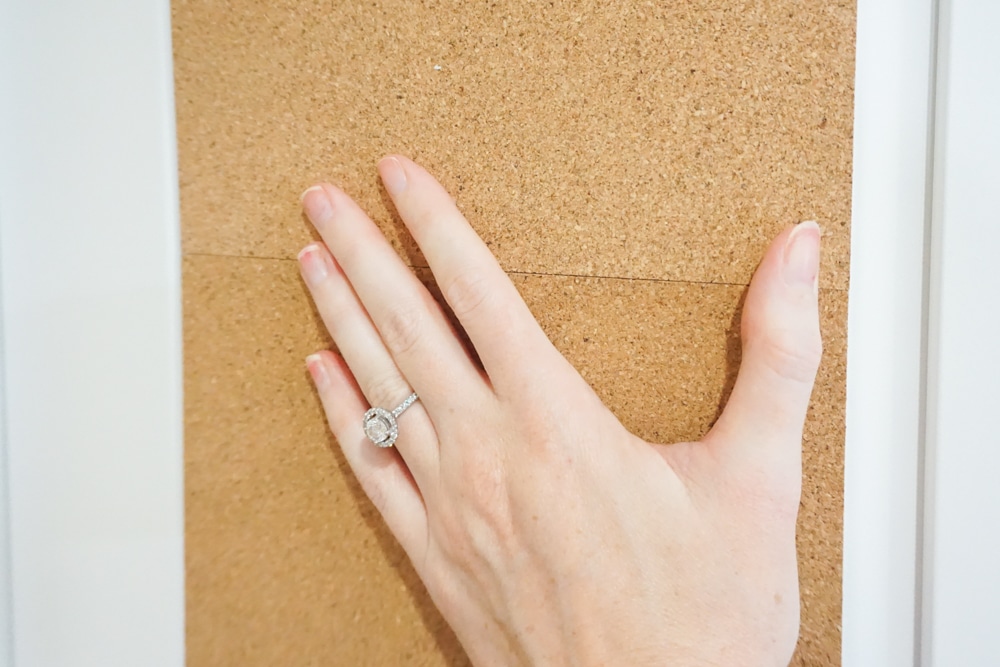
[379,302,425,358]
[755,326,823,384]
[319,291,355,338]
[434,511,475,567]
[441,455,515,549]
[365,370,411,412]
[467,461,510,517]
[443,267,492,320]
[467,466,516,541]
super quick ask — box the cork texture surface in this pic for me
[184,257,845,665]
[175,1,853,664]
[174,0,854,289]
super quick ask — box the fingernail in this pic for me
[297,244,329,286]
[783,221,821,292]
[306,354,330,390]
[301,185,334,224]
[300,184,324,204]
[379,157,407,195]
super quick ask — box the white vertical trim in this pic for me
[0,6,19,667]
[0,5,18,664]
[843,0,937,664]
[922,1,1000,664]
[921,2,950,662]
[0,200,12,667]
[0,0,184,665]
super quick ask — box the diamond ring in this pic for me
[362,392,419,448]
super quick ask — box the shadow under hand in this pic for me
[709,283,749,429]
[321,425,472,667]
[377,178,428,270]
[300,287,470,667]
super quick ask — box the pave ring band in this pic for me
[362,392,419,448]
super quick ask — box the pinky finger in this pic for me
[306,350,429,562]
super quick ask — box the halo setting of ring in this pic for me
[363,407,398,447]
[362,392,418,448]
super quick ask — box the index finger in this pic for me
[376,155,561,394]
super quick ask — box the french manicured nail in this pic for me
[298,244,329,286]
[783,220,821,292]
[379,157,407,195]
[305,354,330,391]
[301,185,333,224]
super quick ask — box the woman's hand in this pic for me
[298,155,822,666]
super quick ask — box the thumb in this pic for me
[706,221,823,474]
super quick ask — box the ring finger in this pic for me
[300,183,486,417]
[298,241,440,485]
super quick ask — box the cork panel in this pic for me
[518,273,845,667]
[183,255,467,667]
[184,254,845,666]
[173,0,855,290]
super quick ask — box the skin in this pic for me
[297,155,822,667]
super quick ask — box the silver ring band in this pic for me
[363,392,418,448]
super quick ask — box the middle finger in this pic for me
[301,182,487,417]
[299,242,440,482]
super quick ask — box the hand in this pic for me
[298,155,822,666]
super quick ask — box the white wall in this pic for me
[0,1,184,665]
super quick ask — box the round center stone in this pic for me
[364,416,390,443]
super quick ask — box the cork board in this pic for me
[175,1,854,664]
